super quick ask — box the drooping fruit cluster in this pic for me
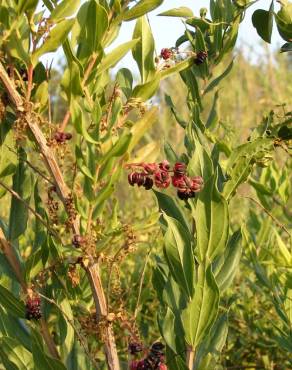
[54,131,72,143]
[126,161,203,200]
[160,48,174,60]
[158,48,208,66]
[25,295,42,320]
[195,50,208,65]
[129,342,167,370]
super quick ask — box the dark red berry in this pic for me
[160,48,172,60]
[64,132,72,140]
[129,342,143,355]
[72,234,85,248]
[128,172,137,186]
[177,190,190,200]
[54,131,72,143]
[159,160,170,171]
[25,296,42,320]
[195,51,208,65]
[154,170,170,189]
[143,177,154,190]
[173,162,186,176]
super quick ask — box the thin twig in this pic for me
[0,226,60,359]
[6,145,55,185]
[59,110,71,132]
[0,180,60,241]
[38,293,99,369]
[134,248,152,319]
[243,196,291,237]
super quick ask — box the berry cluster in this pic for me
[195,50,208,65]
[129,342,167,370]
[127,161,203,200]
[54,131,72,143]
[25,296,42,320]
[159,48,208,66]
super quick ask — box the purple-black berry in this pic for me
[25,296,42,320]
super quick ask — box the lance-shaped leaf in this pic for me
[187,140,213,182]
[31,329,67,370]
[182,265,219,347]
[132,16,156,83]
[193,173,229,263]
[0,285,25,318]
[97,39,139,75]
[8,151,32,241]
[118,0,163,22]
[128,107,158,152]
[163,214,194,299]
[223,138,273,200]
[50,0,81,22]
[214,229,242,292]
[154,190,189,232]
[158,7,194,18]
[32,19,75,65]
[0,337,33,370]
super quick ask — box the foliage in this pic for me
[0,0,291,370]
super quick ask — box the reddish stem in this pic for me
[59,110,71,132]
[26,64,34,101]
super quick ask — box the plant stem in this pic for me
[186,346,195,370]
[0,227,60,359]
[0,60,120,370]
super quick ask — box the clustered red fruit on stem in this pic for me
[160,48,173,60]
[129,342,167,370]
[126,161,204,200]
[25,295,42,320]
[54,131,72,143]
[195,51,208,65]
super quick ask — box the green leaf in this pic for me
[204,60,234,95]
[132,16,156,83]
[158,7,194,18]
[0,337,33,370]
[252,2,274,43]
[86,1,108,51]
[163,214,194,299]
[17,0,38,14]
[223,138,273,200]
[97,39,139,75]
[188,141,213,182]
[100,132,132,165]
[118,0,163,22]
[182,265,220,347]
[193,174,229,263]
[50,0,81,22]
[214,230,242,291]
[281,42,292,52]
[32,19,75,65]
[31,330,67,370]
[154,190,189,232]
[0,285,25,318]
[8,151,32,241]
[116,68,133,98]
[70,100,99,144]
[132,76,160,101]
[275,2,292,42]
[128,107,158,152]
